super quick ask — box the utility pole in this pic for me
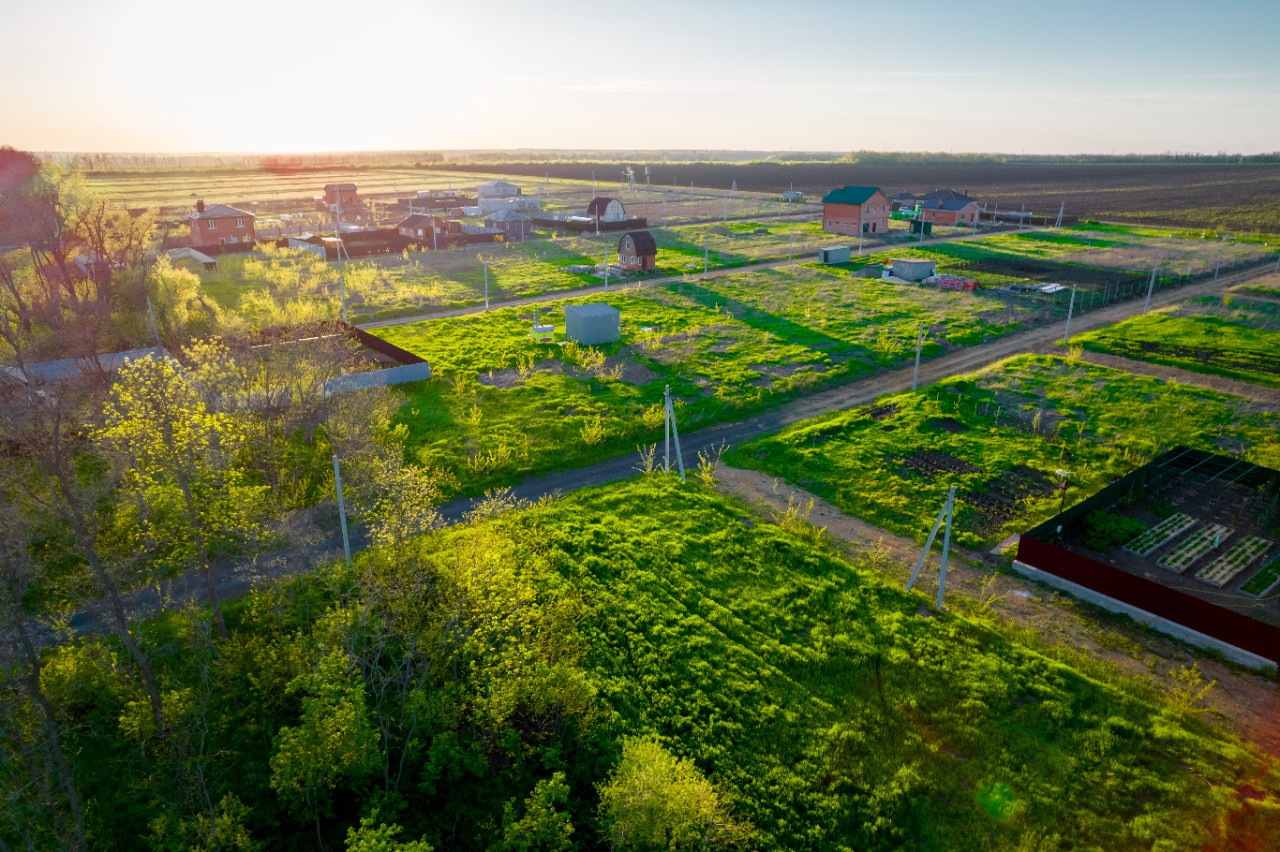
[332,455,351,568]
[1143,264,1158,315]
[1054,202,1064,228]
[1212,244,1224,287]
[906,485,956,610]
[484,259,490,311]
[1063,284,1077,345]
[704,233,710,276]
[1019,203,1026,231]
[663,384,686,482]
[912,321,925,390]
[788,221,794,262]
[146,296,160,346]
[603,246,610,292]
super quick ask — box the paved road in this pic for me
[357,225,1028,330]
[41,259,1274,646]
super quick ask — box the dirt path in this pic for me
[713,466,1280,757]
[1079,350,1280,405]
[357,225,1032,330]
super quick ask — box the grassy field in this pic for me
[822,223,1277,291]
[375,267,1047,493]
[725,354,1280,549]
[1073,293,1280,387]
[512,477,1280,849]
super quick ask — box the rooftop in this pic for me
[190,203,252,220]
[821,186,883,205]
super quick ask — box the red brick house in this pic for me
[396,213,457,247]
[821,186,890,236]
[324,183,358,208]
[188,201,255,249]
[618,230,656,271]
[918,197,980,227]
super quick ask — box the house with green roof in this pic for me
[821,185,890,237]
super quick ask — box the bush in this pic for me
[1079,510,1146,552]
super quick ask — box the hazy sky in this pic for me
[2,0,1277,154]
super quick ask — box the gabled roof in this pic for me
[821,186,884,205]
[483,209,532,222]
[190,204,253,220]
[325,183,357,191]
[928,197,980,211]
[620,230,656,255]
[920,188,973,204]
[397,213,436,228]
[587,196,620,216]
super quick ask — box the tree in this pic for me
[598,737,740,851]
[98,355,264,638]
[499,772,575,851]
[270,650,380,851]
[345,812,434,852]
[0,491,86,850]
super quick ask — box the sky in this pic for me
[1,0,1277,154]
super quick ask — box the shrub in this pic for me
[1079,510,1147,552]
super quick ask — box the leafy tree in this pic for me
[345,812,434,851]
[598,737,738,851]
[499,772,575,851]
[270,650,380,849]
[97,355,264,637]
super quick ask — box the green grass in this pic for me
[375,266,1045,493]
[1241,557,1280,597]
[725,354,1280,549]
[1074,300,1280,388]
[510,478,1280,849]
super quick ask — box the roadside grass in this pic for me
[375,269,1047,494]
[725,354,1280,550]
[1073,297,1280,387]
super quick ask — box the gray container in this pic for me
[818,245,852,264]
[564,303,621,345]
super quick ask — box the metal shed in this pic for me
[818,245,852,264]
[564,303,621,345]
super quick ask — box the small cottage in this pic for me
[618,230,657,271]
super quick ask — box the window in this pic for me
[236,218,244,228]
[207,219,217,230]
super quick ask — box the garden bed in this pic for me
[1240,557,1280,598]
[1122,513,1197,557]
[1196,536,1273,588]
[1157,523,1233,574]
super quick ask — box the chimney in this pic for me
[196,199,205,213]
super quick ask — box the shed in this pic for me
[818,245,852,264]
[890,258,938,282]
[587,197,626,222]
[482,209,535,240]
[564,303,621,345]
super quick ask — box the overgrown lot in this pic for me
[376,268,1042,493]
[28,476,1280,850]
[1074,292,1280,387]
[726,354,1280,549]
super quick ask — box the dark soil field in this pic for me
[446,162,1280,233]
